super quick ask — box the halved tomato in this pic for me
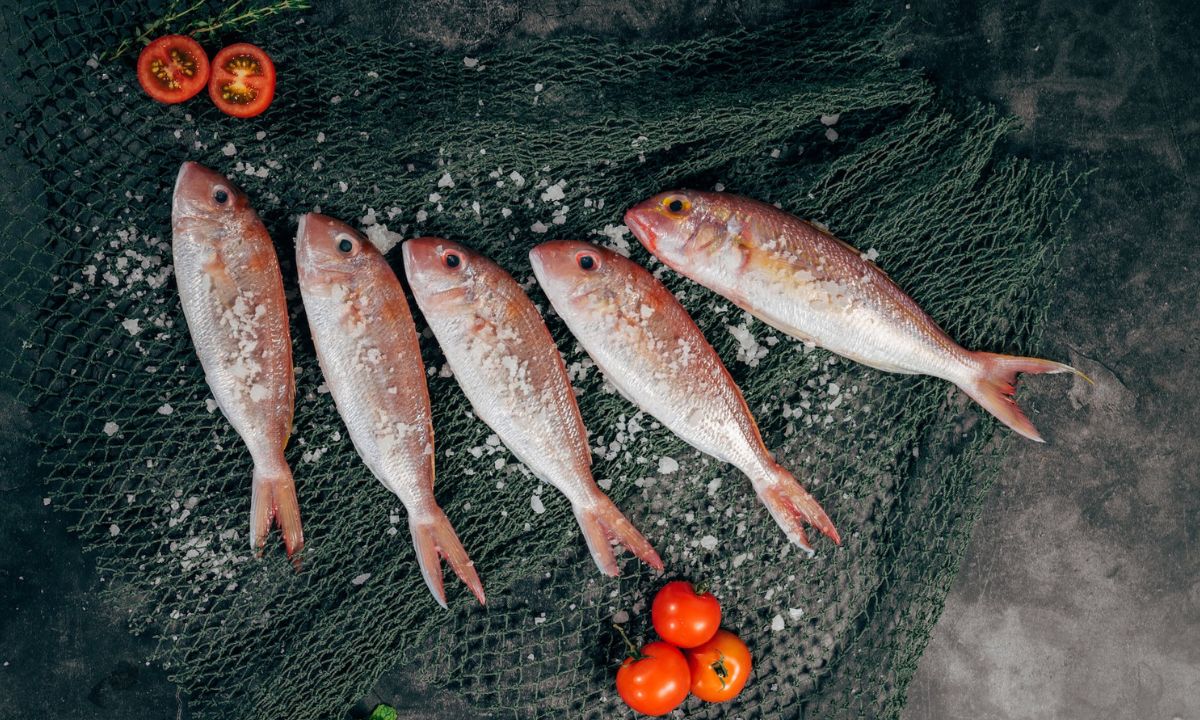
[208,43,276,118]
[137,35,210,104]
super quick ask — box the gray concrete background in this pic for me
[1,1,1196,719]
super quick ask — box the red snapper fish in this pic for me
[530,241,840,553]
[171,161,303,564]
[402,238,663,577]
[296,214,484,607]
[625,191,1082,442]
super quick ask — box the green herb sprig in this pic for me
[103,0,310,61]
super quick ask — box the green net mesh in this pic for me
[1,3,1078,718]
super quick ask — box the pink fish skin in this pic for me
[402,237,663,577]
[625,191,1084,442]
[530,240,839,553]
[171,161,303,565]
[296,214,483,608]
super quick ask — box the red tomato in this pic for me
[651,580,721,648]
[208,43,276,118]
[686,629,752,703]
[613,624,690,717]
[136,35,210,104]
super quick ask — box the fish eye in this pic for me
[213,187,229,204]
[444,252,461,269]
[576,252,597,271]
[336,234,355,253]
[663,196,691,216]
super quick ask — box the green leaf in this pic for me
[368,704,399,720]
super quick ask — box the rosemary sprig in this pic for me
[102,0,311,61]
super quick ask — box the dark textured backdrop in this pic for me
[0,2,1196,719]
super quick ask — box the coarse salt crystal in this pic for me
[157,403,173,415]
[103,421,119,436]
[771,614,785,632]
[437,172,454,188]
[121,318,141,336]
[351,573,371,585]
[463,57,479,68]
[530,221,549,234]
[541,182,566,202]
[221,142,237,156]
[657,456,679,474]
[700,535,718,550]
[531,495,545,514]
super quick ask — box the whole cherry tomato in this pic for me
[613,625,691,716]
[686,629,752,703]
[651,580,721,648]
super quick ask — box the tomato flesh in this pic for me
[137,35,209,104]
[615,640,691,716]
[686,629,752,703]
[651,580,722,648]
[209,43,276,118]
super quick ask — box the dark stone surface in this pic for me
[0,2,1196,719]
[902,2,1200,718]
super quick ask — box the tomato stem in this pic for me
[710,650,729,689]
[693,579,709,596]
[612,623,644,661]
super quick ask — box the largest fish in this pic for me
[296,214,484,608]
[171,161,303,563]
[626,191,1081,442]
[402,238,663,577]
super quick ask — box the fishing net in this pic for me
[1,2,1078,718]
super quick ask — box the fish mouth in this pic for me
[527,246,547,281]
[623,208,657,251]
[295,213,309,246]
[172,161,202,218]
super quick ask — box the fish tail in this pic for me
[961,351,1088,443]
[753,463,841,553]
[572,495,664,576]
[409,509,486,609]
[250,462,305,569]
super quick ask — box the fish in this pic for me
[296,214,484,608]
[171,161,303,564]
[402,237,663,577]
[625,191,1084,442]
[530,240,840,553]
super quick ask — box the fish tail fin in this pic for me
[961,351,1088,443]
[250,462,305,569]
[409,509,486,609]
[753,463,841,553]
[572,494,664,577]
